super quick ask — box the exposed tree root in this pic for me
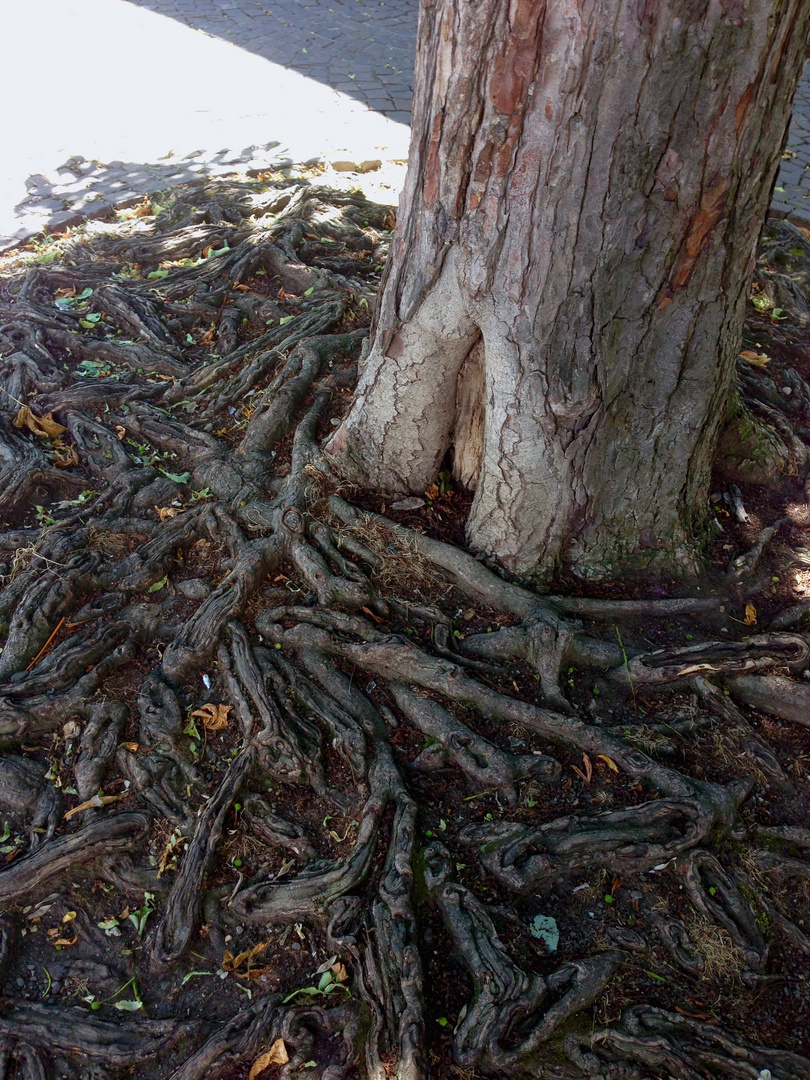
[0,181,807,1078]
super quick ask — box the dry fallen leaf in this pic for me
[571,753,593,784]
[331,961,348,982]
[425,483,439,500]
[739,349,770,367]
[155,505,182,521]
[115,425,126,440]
[51,439,79,468]
[222,940,267,972]
[191,703,232,732]
[13,406,67,439]
[360,606,385,623]
[120,741,140,752]
[50,933,79,947]
[744,603,757,626]
[597,754,619,773]
[248,1039,289,1078]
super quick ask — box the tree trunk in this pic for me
[326,0,810,581]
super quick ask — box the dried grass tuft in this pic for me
[620,724,675,755]
[708,726,769,787]
[339,516,450,601]
[688,915,744,981]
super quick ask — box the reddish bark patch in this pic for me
[666,175,730,295]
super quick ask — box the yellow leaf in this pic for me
[115,425,126,440]
[120,742,140,752]
[739,350,770,367]
[191,703,232,732]
[249,1039,289,1078]
[13,406,67,439]
[331,961,348,982]
[744,604,757,626]
[222,940,267,971]
[597,754,619,773]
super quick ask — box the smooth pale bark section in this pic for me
[327,0,810,580]
[327,250,479,491]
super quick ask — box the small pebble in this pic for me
[291,942,301,951]
[176,578,211,601]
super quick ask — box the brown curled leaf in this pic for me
[249,1039,289,1078]
[13,406,67,439]
[191,703,232,731]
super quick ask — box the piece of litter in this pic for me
[528,914,559,952]
[572,883,589,893]
[202,674,211,689]
[391,497,425,511]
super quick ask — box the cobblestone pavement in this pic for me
[773,71,810,225]
[1,0,808,249]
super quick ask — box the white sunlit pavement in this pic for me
[0,0,411,249]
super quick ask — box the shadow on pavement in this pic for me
[4,147,292,251]
[123,0,417,122]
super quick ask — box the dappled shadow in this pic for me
[123,0,416,121]
[3,146,290,250]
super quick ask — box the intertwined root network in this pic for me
[0,180,808,1078]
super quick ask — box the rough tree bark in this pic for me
[327,0,810,580]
